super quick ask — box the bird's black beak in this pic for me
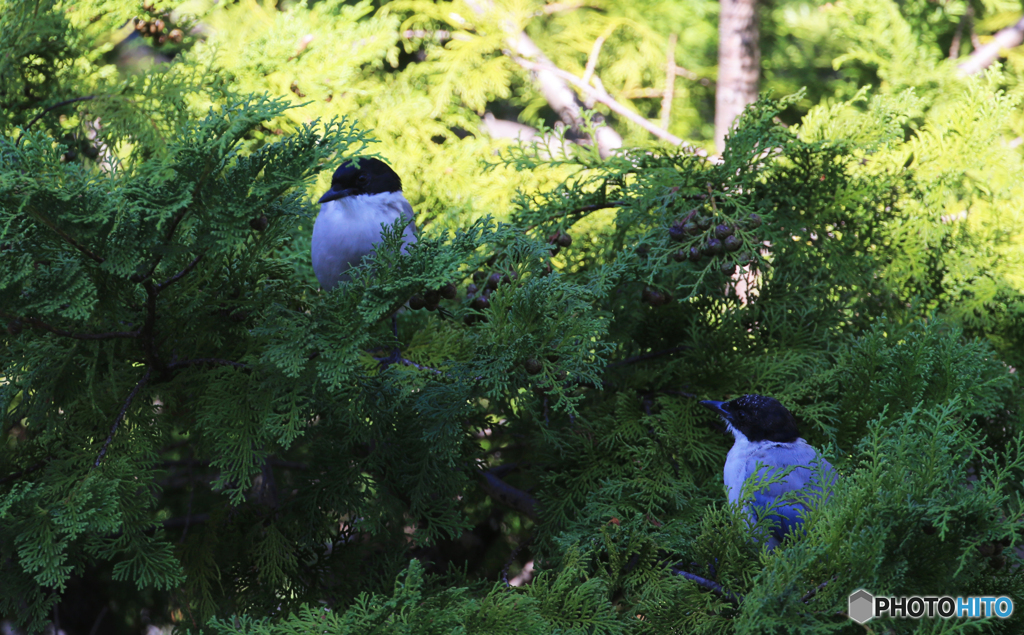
[318,187,355,204]
[700,400,729,418]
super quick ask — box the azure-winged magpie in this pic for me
[701,394,837,551]
[311,158,417,291]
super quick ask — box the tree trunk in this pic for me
[715,0,760,152]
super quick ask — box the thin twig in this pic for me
[949,4,970,59]
[94,368,152,468]
[661,33,678,131]
[672,568,743,604]
[131,207,193,283]
[581,35,608,92]
[371,356,444,375]
[401,29,453,41]
[141,282,163,374]
[0,461,46,486]
[480,466,539,521]
[24,96,96,131]
[606,345,690,369]
[501,536,533,586]
[512,55,706,154]
[166,358,250,370]
[24,207,105,264]
[801,575,836,603]
[0,311,139,340]
[156,252,204,291]
[522,200,628,233]
[88,605,109,635]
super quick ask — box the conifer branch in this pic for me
[162,458,306,470]
[672,568,743,604]
[0,311,139,340]
[94,368,152,468]
[480,465,539,521]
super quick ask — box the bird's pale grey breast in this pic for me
[310,158,417,291]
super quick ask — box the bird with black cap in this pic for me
[701,394,837,550]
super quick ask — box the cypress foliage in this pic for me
[1,1,1023,634]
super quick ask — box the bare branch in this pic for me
[287,34,314,61]
[480,466,539,521]
[94,368,152,468]
[539,0,587,14]
[511,56,706,155]
[622,88,672,99]
[958,16,1024,75]
[462,0,623,158]
[675,66,700,81]
[672,567,744,604]
[801,575,835,603]
[156,252,204,292]
[949,4,971,60]
[131,207,193,283]
[401,29,453,41]
[661,33,678,131]
[501,536,532,586]
[581,34,608,92]
[523,199,628,232]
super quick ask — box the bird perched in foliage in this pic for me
[311,157,417,291]
[701,394,837,550]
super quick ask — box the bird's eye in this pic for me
[358,174,370,186]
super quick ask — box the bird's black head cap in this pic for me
[700,394,800,443]
[318,157,402,203]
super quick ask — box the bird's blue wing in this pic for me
[748,456,836,545]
